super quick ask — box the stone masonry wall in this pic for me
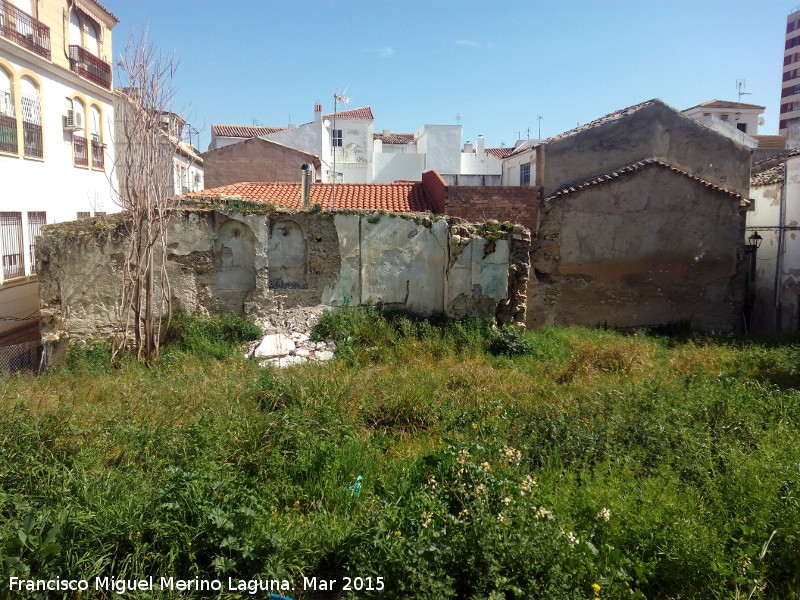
[37,205,531,359]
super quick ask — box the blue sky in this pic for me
[103,0,793,152]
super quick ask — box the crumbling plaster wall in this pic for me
[528,167,745,331]
[37,208,530,354]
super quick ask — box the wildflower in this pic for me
[480,462,491,473]
[395,530,402,536]
[591,583,601,597]
[502,445,522,466]
[427,474,438,488]
[597,507,611,522]
[136,531,141,537]
[502,496,511,506]
[471,422,478,429]
[536,506,554,520]
[457,448,470,464]
[521,474,538,493]
[566,531,578,547]
[459,508,469,519]
[421,511,433,528]
[497,513,506,523]
[474,483,488,497]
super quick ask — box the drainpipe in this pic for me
[301,163,312,208]
[774,160,787,332]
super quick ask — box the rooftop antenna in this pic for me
[456,112,462,125]
[736,79,751,122]
[331,87,350,209]
[252,118,261,126]
[537,114,543,139]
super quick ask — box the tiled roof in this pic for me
[751,164,785,187]
[323,107,374,120]
[374,132,415,144]
[212,124,288,138]
[683,99,766,112]
[753,135,787,149]
[462,147,513,159]
[186,182,432,212]
[545,158,748,205]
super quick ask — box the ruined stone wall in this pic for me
[37,207,530,356]
[528,167,745,331]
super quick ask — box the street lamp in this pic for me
[746,231,763,251]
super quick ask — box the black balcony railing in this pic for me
[91,139,104,168]
[22,121,41,158]
[0,0,50,60]
[68,45,111,89]
[0,114,16,154]
[73,135,88,166]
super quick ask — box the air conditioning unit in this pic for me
[64,109,82,130]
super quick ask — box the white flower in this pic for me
[597,507,611,522]
[566,531,578,547]
[497,513,506,522]
[502,445,522,466]
[480,462,491,473]
[421,511,433,528]
[427,474,438,488]
[521,474,538,492]
[502,496,512,506]
[457,448,470,465]
[536,506,554,520]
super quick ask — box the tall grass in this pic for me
[1,309,800,598]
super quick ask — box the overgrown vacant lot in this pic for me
[3,309,800,599]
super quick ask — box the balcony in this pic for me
[69,45,111,89]
[0,0,50,60]
[91,139,104,168]
[73,135,88,166]
[22,121,41,158]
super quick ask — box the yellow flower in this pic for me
[136,531,141,537]
[395,530,402,536]
[592,583,601,595]
[471,422,478,429]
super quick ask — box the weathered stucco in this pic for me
[529,167,746,331]
[37,206,530,358]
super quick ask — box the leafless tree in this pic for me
[111,30,179,365]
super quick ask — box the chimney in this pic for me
[301,163,312,208]
[476,135,485,154]
[314,103,322,124]
[463,141,473,153]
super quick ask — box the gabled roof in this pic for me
[751,164,784,187]
[323,107,374,120]
[545,158,748,205]
[201,137,321,168]
[186,182,432,212]
[683,99,766,112]
[211,124,288,138]
[374,132,415,144]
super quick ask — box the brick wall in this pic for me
[202,138,320,189]
[445,186,539,231]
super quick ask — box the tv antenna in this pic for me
[537,114,543,139]
[736,79,751,103]
[331,87,351,209]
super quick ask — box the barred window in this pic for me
[1,212,24,280]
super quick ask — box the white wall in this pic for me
[328,118,372,183]
[416,124,461,175]
[683,106,762,136]
[371,152,425,183]
[748,155,800,332]
[501,149,535,186]
[461,151,502,175]
[266,119,331,181]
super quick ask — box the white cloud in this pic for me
[362,47,395,58]
[456,39,480,47]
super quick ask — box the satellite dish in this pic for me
[758,117,765,126]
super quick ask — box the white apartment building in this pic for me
[0,0,118,343]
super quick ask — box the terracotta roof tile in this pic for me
[212,124,288,138]
[753,135,787,149]
[545,158,748,205]
[373,132,415,144]
[186,182,432,212]
[683,99,766,112]
[323,106,374,120]
[462,147,513,159]
[751,164,785,187]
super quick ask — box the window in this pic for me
[71,99,87,166]
[0,68,16,154]
[1,212,24,280]
[89,104,103,168]
[332,129,342,147]
[737,123,747,133]
[27,211,45,274]
[519,163,530,186]
[721,114,729,121]
[20,76,42,158]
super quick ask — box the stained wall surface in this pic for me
[37,208,530,357]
